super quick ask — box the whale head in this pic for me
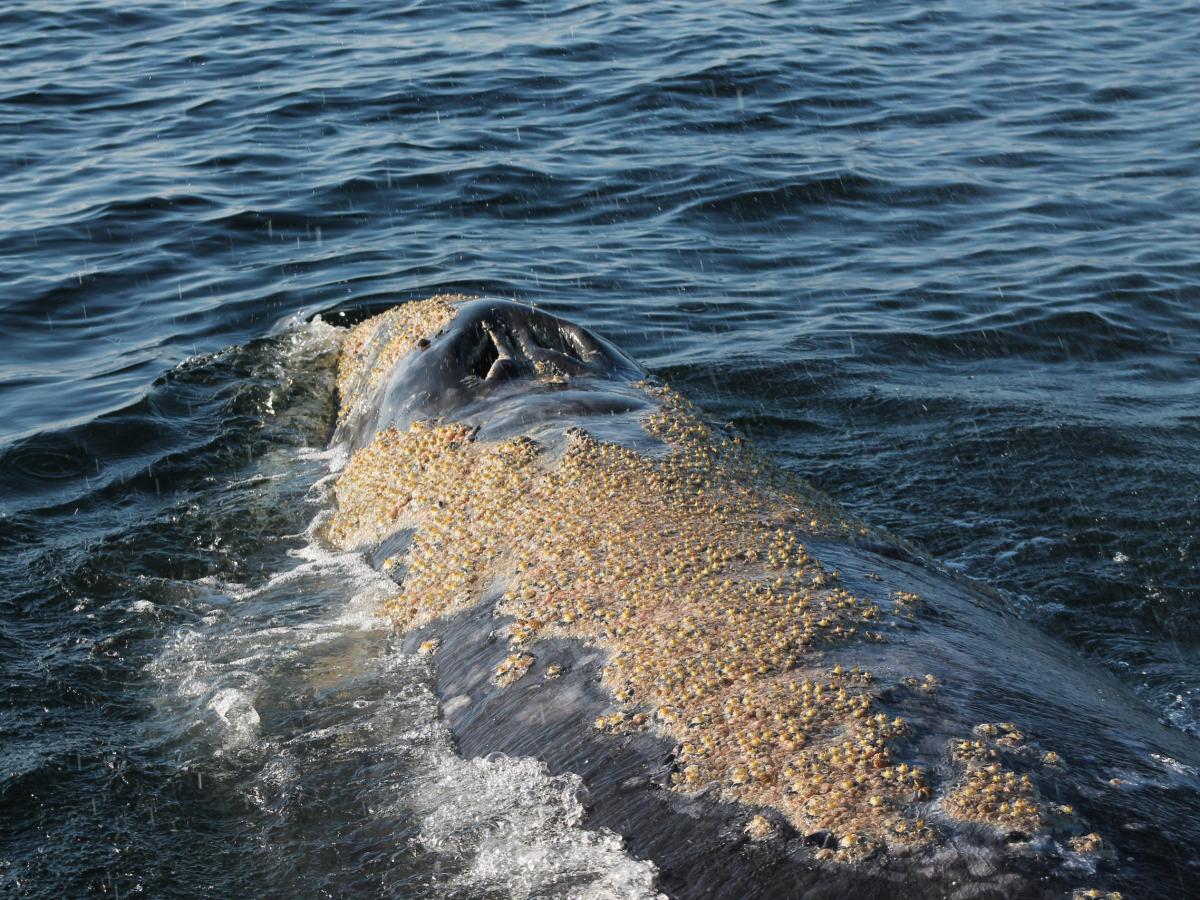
[335,297,652,450]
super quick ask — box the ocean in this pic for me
[2,1,1198,896]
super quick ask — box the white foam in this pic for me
[207,688,261,747]
[1151,752,1200,782]
[145,427,395,758]
[412,753,663,900]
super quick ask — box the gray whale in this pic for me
[326,296,1200,899]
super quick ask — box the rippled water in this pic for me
[2,1,1198,896]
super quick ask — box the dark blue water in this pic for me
[3,1,1199,896]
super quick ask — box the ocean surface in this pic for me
[2,1,1198,896]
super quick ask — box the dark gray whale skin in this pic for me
[336,299,1200,900]
[334,298,651,453]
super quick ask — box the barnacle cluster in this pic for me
[532,358,570,383]
[944,723,1042,833]
[327,389,926,853]
[1069,832,1103,853]
[494,653,535,686]
[892,590,921,623]
[326,302,1078,860]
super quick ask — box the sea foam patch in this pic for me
[411,753,663,900]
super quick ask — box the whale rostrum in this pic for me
[325,296,1199,899]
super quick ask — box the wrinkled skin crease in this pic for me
[332,299,1200,900]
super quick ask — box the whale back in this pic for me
[326,298,1200,899]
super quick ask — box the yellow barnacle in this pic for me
[1070,833,1103,854]
[744,815,775,840]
